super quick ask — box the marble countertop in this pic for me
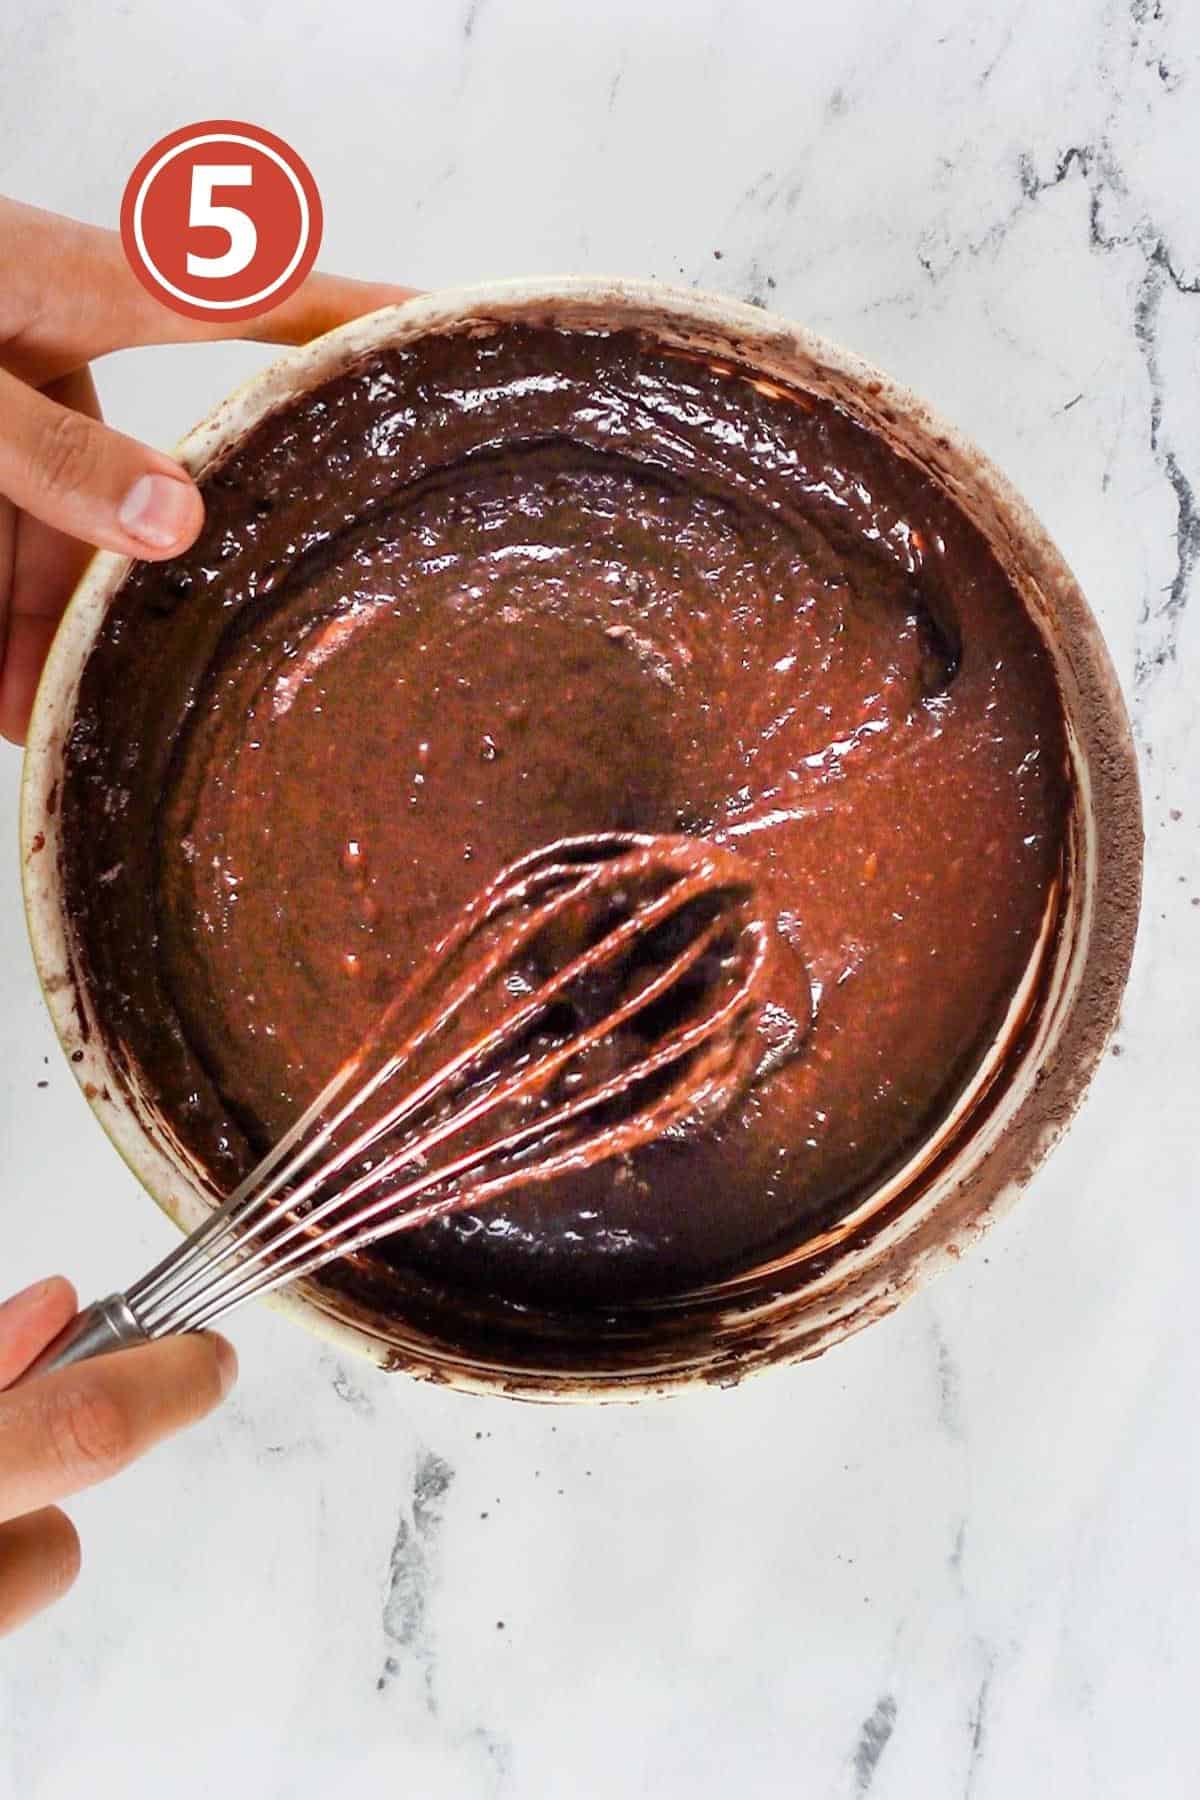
[1,1,1195,1794]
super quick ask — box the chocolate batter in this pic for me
[61,324,1068,1326]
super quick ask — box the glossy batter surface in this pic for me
[62,325,1068,1314]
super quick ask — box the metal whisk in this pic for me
[30,832,772,1377]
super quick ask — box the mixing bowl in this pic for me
[20,279,1143,1398]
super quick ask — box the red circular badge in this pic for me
[120,121,322,322]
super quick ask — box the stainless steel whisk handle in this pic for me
[21,1293,149,1381]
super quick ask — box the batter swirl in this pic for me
[62,324,1068,1317]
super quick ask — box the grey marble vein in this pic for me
[378,1450,456,1703]
[963,1666,994,1799]
[853,1694,898,1794]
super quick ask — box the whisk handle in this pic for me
[20,1293,148,1382]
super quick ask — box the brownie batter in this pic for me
[61,324,1069,1321]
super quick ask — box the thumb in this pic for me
[0,363,202,559]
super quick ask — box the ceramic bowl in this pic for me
[20,278,1143,1398]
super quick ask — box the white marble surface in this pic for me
[1,1,1196,1793]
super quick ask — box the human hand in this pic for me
[0,195,417,744]
[0,1276,236,1636]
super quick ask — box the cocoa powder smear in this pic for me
[61,324,1068,1327]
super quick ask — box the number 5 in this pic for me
[187,165,257,279]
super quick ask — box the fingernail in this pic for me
[205,1332,239,1398]
[117,473,197,549]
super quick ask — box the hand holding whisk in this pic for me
[28,832,773,1378]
